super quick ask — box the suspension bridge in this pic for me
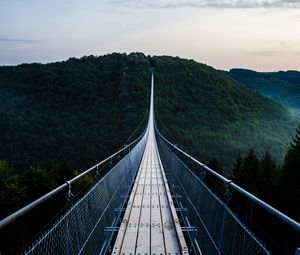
[0,73,299,255]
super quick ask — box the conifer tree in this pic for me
[260,151,276,181]
[281,124,300,219]
[233,149,260,194]
[206,157,224,197]
[0,161,26,218]
[232,152,242,180]
[258,151,277,201]
[208,157,223,174]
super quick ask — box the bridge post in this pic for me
[224,181,232,204]
[109,158,113,167]
[94,165,100,180]
[218,181,232,251]
[200,168,207,180]
[65,181,73,203]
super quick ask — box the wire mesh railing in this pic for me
[157,131,272,255]
[20,133,147,255]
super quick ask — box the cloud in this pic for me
[267,40,290,48]
[96,8,129,14]
[0,37,43,44]
[244,49,287,56]
[280,41,289,48]
[109,0,300,9]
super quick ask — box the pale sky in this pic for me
[0,0,300,71]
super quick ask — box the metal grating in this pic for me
[112,73,188,255]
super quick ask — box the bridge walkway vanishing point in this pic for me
[1,72,300,255]
[112,73,188,254]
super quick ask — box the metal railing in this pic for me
[156,130,270,254]
[19,131,148,255]
[157,130,300,233]
[0,132,145,230]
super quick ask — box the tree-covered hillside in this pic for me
[0,53,296,178]
[227,68,300,115]
[0,53,298,254]
[0,53,149,174]
[152,57,295,173]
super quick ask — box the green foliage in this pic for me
[0,54,150,253]
[280,124,300,219]
[232,149,260,194]
[232,152,242,180]
[0,53,295,211]
[208,157,223,174]
[260,151,277,181]
[227,68,300,115]
[0,53,298,253]
[0,161,27,218]
[228,145,299,254]
[231,149,279,199]
[0,53,295,178]
[153,56,295,174]
[230,134,299,221]
[229,123,300,239]
[0,53,149,173]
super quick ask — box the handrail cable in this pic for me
[125,111,147,144]
[156,128,300,233]
[0,131,145,230]
[155,109,179,145]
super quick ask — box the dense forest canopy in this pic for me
[1,52,299,254]
[227,68,300,116]
[152,56,296,173]
[0,53,296,179]
[0,53,150,173]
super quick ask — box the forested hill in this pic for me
[227,68,300,115]
[152,57,295,173]
[0,54,150,173]
[0,53,296,178]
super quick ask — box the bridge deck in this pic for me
[112,130,188,255]
[112,74,188,255]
